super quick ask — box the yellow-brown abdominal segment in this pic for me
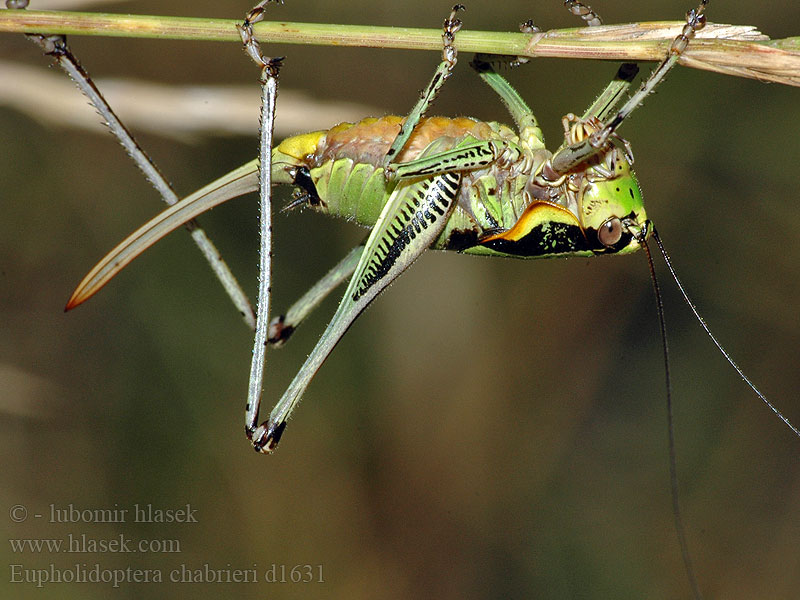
[312,116,503,168]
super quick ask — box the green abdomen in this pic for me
[309,158,392,227]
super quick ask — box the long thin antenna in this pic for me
[652,228,800,439]
[640,237,703,600]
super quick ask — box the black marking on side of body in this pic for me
[293,166,321,207]
[444,229,479,251]
[480,222,591,256]
[352,172,460,301]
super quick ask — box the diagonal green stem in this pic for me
[1,9,800,86]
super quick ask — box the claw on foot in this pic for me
[442,4,465,66]
[248,421,286,453]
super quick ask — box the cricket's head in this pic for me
[577,146,649,256]
[550,115,649,255]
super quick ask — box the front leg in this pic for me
[550,0,708,174]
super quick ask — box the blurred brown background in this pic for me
[1,1,799,598]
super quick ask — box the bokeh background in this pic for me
[1,1,799,598]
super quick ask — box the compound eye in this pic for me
[598,217,623,247]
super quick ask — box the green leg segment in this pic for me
[268,243,363,347]
[563,2,639,130]
[580,62,639,123]
[382,4,464,169]
[389,138,503,179]
[469,56,544,147]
